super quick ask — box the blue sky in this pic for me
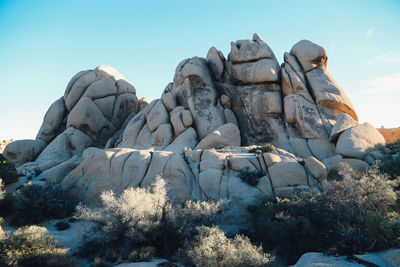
[1,0,399,140]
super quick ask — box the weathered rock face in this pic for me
[3,33,385,231]
[5,66,138,173]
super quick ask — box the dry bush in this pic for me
[250,167,400,264]
[75,177,225,263]
[0,225,75,267]
[180,226,275,267]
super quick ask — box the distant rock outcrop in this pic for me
[3,34,388,231]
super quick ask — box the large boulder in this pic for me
[268,161,308,188]
[14,66,139,176]
[306,67,358,121]
[336,123,385,159]
[172,57,225,140]
[36,97,67,143]
[305,156,327,180]
[231,58,280,84]
[3,139,47,166]
[329,113,359,142]
[195,123,241,150]
[290,40,328,72]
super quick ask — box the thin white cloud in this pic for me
[366,26,374,37]
[366,51,400,66]
[362,72,400,94]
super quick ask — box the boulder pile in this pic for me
[3,34,387,231]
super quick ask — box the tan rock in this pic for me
[322,154,343,172]
[64,69,109,111]
[230,158,257,172]
[172,57,225,140]
[330,159,369,175]
[82,76,117,100]
[146,100,169,132]
[153,123,172,147]
[67,96,110,135]
[306,67,358,121]
[181,110,193,128]
[224,109,238,126]
[220,94,231,109]
[289,137,313,159]
[36,127,92,164]
[284,94,327,139]
[170,106,186,136]
[195,123,241,150]
[3,139,47,166]
[36,97,67,143]
[206,47,225,80]
[263,153,281,167]
[308,138,336,160]
[40,156,81,184]
[305,156,327,180]
[111,93,138,128]
[230,33,275,63]
[336,123,385,159]
[116,79,136,95]
[269,161,308,187]
[329,113,359,142]
[94,95,115,119]
[231,58,280,84]
[290,40,328,72]
[161,90,177,111]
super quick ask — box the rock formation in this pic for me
[3,34,387,231]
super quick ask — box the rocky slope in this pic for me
[3,33,388,231]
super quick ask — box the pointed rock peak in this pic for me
[252,33,265,43]
[230,34,275,63]
[290,40,328,72]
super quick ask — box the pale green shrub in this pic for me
[182,226,274,267]
[0,225,75,266]
[76,177,224,262]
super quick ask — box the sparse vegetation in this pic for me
[0,154,18,185]
[180,225,275,267]
[249,144,276,153]
[0,225,75,267]
[75,177,225,264]
[249,168,400,264]
[380,156,400,180]
[0,184,77,226]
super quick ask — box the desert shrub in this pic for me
[0,225,75,267]
[0,154,18,185]
[75,177,224,263]
[180,226,275,267]
[249,168,400,264]
[380,157,400,180]
[249,144,275,153]
[0,184,77,226]
[238,168,266,186]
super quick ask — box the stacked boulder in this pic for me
[3,34,387,231]
[210,34,291,150]
[3,66,138,177]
